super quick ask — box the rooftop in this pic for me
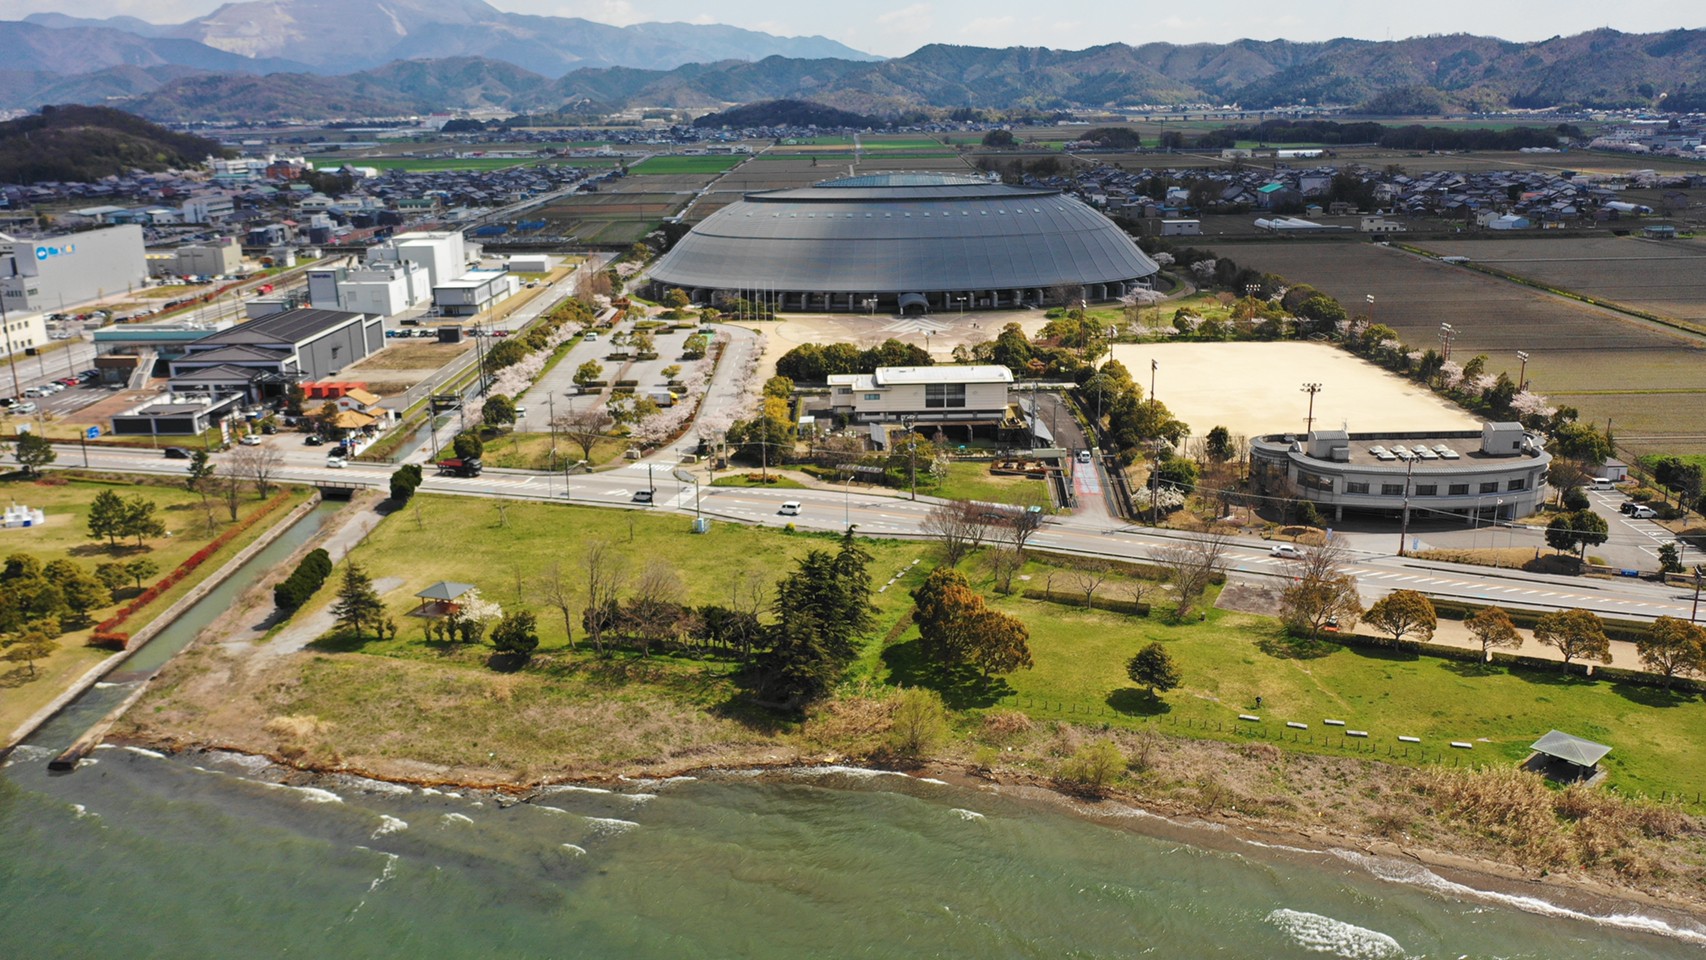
[1531,730,1612,768]
[876,365,1014,386]
[191,309,365,348]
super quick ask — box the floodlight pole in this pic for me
[1301,382,1322,434]
[1397,456,1415,557]
[1517,350,1530,392]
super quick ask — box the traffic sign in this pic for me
[86,426,101,439]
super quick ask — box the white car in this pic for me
[779,501,802,516]
[325,456,348,468]
[1077,450,1093,463]
[1270,543,1305,559]
[240,435,263,446]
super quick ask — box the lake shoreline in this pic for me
[106,731,1706,938]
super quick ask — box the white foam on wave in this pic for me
[419,787,443,796]
[371,815,408,839]
[1243,838,1320,856]
[1266,908,1403,959]
[624,793,657,804]
[1332,849,1706,946]
[582,816,638,836]
[76,758,98,768]
[289,785,343,804]
[561,844,588,857]
[623,775,696,790]
[949,808,986,821]
[440,813,474,826]
[94,682,119,689]
[7,745,52,763]
[70,804,99,820]
[533,805,568,816]
[540,784,613,796]
[917,777,948,786]
[94,743,116,750]
[333,774,412,797]
[123,746,167,760]
[206,750,273,773]
[368,852,398,892]
[792,765,908,780]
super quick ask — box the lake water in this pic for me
[3,749,1703,959]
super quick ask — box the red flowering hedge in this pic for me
[89,491,295,650]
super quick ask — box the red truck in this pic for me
[435,457,483,477]
[256,283,275,294]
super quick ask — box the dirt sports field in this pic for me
[1227,240,1706,454]
[1415,236,1706,329]
[1107,341,1479,442]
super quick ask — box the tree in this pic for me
[489,610,540,661]
[573,360,604,388]
[1,633,58,677]
[48,560,109,625]
[1155,531,1228,620]
[557,406,614,465]
[982,545,1025,595]
[1278,541,1363,642]
[662,287,691,317]
[1363,590,1437,646]
[582,540,627,657]
[535,561,576,651]
[682,333,709,359]
[1533,608,1612,668]
[331,562,384,640]
[186,448,216,502]
[1549,421,1612,464]
[1545,509,1608,557]
[757,533,873,707]
[231,444,284,498]
[94,562,130,595]
[911,566,983,669]
[623,559,685,657]
[389,463,423,503]
[118,495,166,548]
[887,687,948,758]
[1658,542,1684,575]
[450,588,502,643]
[1066,560,1113,609]
[123,557,158,591]
[87,490,129,547]
[482,394,517,428]
[1204,425,1235,464]
[453,431,484,462]
[963,609,1032,678]
[13,432,55,477]
[1637,616,1705,686]
[1466,606,1523,661]
[1126,641,1181,696]
[921,500,991,567]
[1057,740,1125,795]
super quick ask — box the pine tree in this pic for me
[331,562,384,640]
[87,490,128,546]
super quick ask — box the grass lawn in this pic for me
[479,431,628,470]
[0,477,310,739]
[630,156,746,176]
[933,462,1053,510]
[710,474,806,489]
[878,557,1706,805]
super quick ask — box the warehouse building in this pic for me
[648,173,1159,314]
[0,225,148,313]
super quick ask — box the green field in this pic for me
[332,157,544,172]
[631,155,747,176]
[933,462,1053,510]
[0,477,309,740]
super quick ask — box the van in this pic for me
[1589,478,1615,490]
[779,501,802,516]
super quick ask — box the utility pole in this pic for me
[1149,358,1158,426]
[902,415,918,501]
[1438,322,1456,361]
[1397,456,1415,557]
[1692,564,1705,624]
[1301,382,1323,434]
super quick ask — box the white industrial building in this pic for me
[507,254,556,274]
[154,237,243,279]
[828,365,1014,424]
[307,259,432,317]
[181,195,236,224]
[0,225,148,313]
[433,269,517,317]
[0,310,47,360]
[368,231,471,288]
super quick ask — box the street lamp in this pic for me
[1692,564,1706,623]
[1365,293,1375,324]
[900,415,918,501]
[844,471,855,530]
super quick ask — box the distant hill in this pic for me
[692,99,879,129]
[0,104,228,183]
[8,0,877,77]
[9,25,1706,120]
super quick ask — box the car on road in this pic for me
[163,447,192,459]
[23,387,45,398]
[325,456,348,468]
[1630,505,1658,519]
[1270,543,1305,559]
[779,501,801,516]
[1620,501,1640,515]
[1077,450,1093,463]
[239,435,263,446]
[631,489,654,504]
[585,332,599,341]
[303,435,324,446]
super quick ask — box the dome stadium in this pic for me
[646,173,1159,315]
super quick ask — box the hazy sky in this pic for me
[14,0,1706,58]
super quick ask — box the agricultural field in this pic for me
[630,155,746,176]
[344,157,544,172]
[1226,240,1706,453]
[1414,236,1706,329]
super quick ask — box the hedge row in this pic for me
[274,548,333,613]
[1328,627,1706,695]
[1430,598,1654,645]
[1022,589,1151,617]
[90,490,295,649]
[390,463,424,502]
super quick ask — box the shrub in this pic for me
[274,547,333,613]
[1057,740,1127,795]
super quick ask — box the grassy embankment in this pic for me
[130,493,1706,807]
[0,476,310,739]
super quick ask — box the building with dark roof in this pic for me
[168,308,381,392]
[648,173,1159,315]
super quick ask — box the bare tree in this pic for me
[624,559,685,657]
[1278,539,1364,642]
[1155,531,1230,620]
[582,540,628,657]
[1066,560,1113,609]
[230,444,284,497]
[1001,503,1045,556]
[223,473,242,521]
[557,407,615,465]
[535,561,576,650]
[724,568,769,660]
[921,500,992,567]
[983,545,1025,595]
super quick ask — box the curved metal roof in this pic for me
[650,175,1158,294]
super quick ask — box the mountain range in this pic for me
[5,2,1706,122]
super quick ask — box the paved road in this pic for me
[61,443,1703,624]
